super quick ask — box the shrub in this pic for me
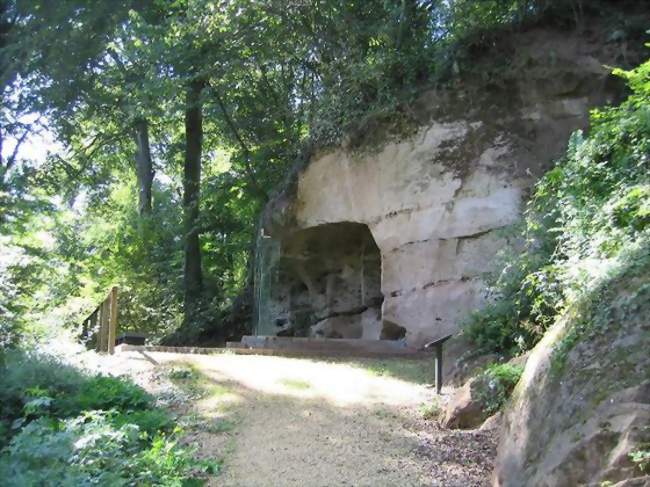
[168,366,199,381]
[111,409,174,437]
[58,375,152,416]
[472,363,524,416]
[0,352,213,485]
[464,57,650,356]
[419,402,441,421]
[0,351,88,423]
[0,412,203,486]
[630,447,650,473]
[0,352,153,424]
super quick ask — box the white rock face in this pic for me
[278,122,526,346]
[255,26,618,345]
[257,112,591,345]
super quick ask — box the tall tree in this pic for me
[182,78,205,323]
[134,119,154,215]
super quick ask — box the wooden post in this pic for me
[108,286,118,355]
[90,309,98,350]
[97,301,107,352]
[81,318,88,342]
[95,305,101,352]
[100,300,110,352]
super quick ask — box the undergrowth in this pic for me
[419,401,442,421]
[472,363,524,416]
[630,433,650,473]
[0,351,217,485]
[464,55,650,357]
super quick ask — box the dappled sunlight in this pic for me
[195,385,245,416]
[73,349,494,486]
[147,353,435,408]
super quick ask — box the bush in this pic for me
[59,375,152,416]
[419,402,441,421]
[464,57,650,356]
[111,409,173,437]
[0,411,204,486]
[472,363,524,416]
[0,352,87,424]
[0,352,152,424]
[0,351,212,485]
[630,447,650,473]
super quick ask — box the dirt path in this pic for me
[77,350,496,486]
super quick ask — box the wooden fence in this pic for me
[79,286,118,354]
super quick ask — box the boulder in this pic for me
[442,379,486,429]
[479,412,503,432]
[493,265,650,486]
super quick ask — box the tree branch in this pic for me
[209,83,268,202]
[106,47,129,76]
[6,127,30,169]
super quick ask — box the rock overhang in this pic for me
[254,26,627,347]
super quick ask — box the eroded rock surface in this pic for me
[255,25,631,347]
[493,264,650,486]
[442,379,487,430]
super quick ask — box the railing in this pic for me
[79,286,118,354]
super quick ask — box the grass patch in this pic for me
[167,362,232,399]
[205,417,237,434]
[277,378,312,390]
[167,362,238,443]
[205,383,232,398]
[419,401,441,421]
[339,358,432,385]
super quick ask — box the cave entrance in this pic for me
[273,222,399,340]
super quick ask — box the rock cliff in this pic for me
[254,24,631,347]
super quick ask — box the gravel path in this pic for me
[73,350,496,486]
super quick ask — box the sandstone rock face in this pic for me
[479,412,503,432]
[442,379,487,430]
[254,27,624,346]
[493,271,650,486]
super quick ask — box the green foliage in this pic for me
[472,363,524,416]
[465,56,650,356]
[610,185,650,232]
[0,352,153,424]
[0,351,211,485]
[111,409,174,438]
[277,378,311,391]
[0,352,89,424]
[167,366,199,381]
[630,446,650,473]
[419,402,441,421]
[549,242,650,376]
[0,412,205,486]
[46,180,186,341]
[0,190,58,350]
[60,375,152,416]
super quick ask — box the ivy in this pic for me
[464,56,650,356]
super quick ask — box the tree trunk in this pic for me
[183,79,205,324]
[134,118,153,215]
